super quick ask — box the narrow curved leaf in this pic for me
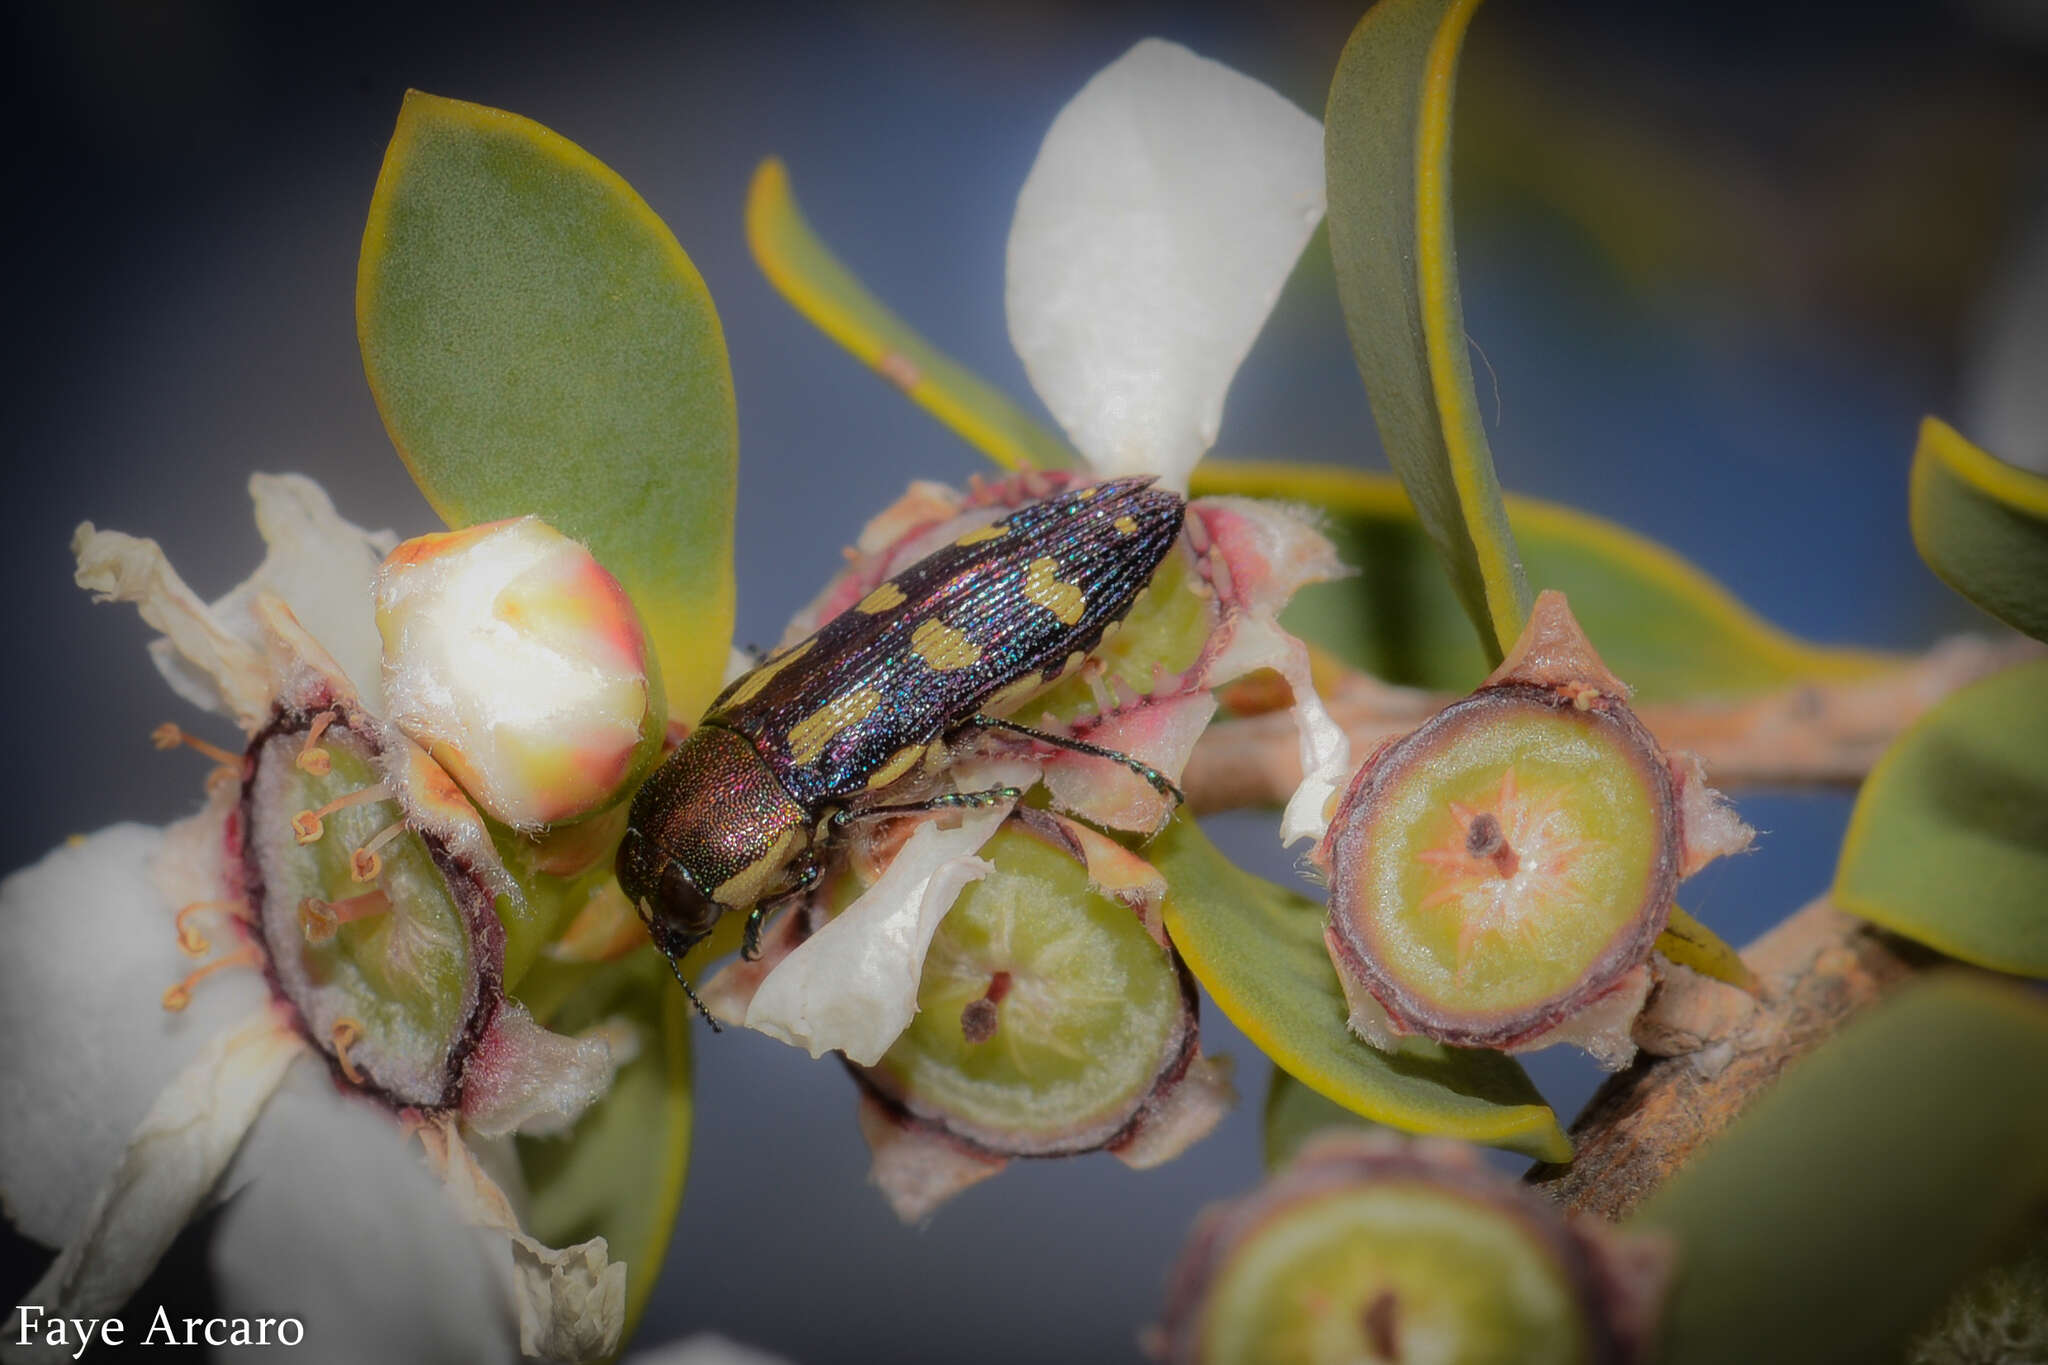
[1834,658,2048,978]
[1631,974,2048,1365]
[1262,1065,1381,1171]
[745,158,1079,473]
[1154,816,1569,1162]
[1326,0,1530,664]
[1911,416,2048,642]
[1657,906,1755,992]
[359,91,738,722]
[518,952,692,1350]
[1191,460,1894,702]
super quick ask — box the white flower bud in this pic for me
[375,517,661,828]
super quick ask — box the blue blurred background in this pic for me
[4,1,2043,1360]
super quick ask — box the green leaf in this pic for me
[745,158,1080,473]
[1834,658,2048,978]
[519,951,692,1351]
[359,91,738,722]
[1153,816,1569,1162]
[1911,416,2048,643]
[1191,460,1894,702]
[1656,905,1755,992]
[1630,974,2048,1365]
[1325,0,1531,665]
[1262,1065,1382,1171]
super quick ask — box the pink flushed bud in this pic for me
[375,518,663,829]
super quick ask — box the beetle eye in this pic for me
[657,859,725,943]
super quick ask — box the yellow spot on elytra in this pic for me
[1024,557,1087,626]
[856,582,908,614]
[1113,515,1138,535]
[987,676,1042,714]
[713,826,800,905]
[723,638,815,708]
[866,743,929,791]
[911,618,982,672]
[788,687,884,765]
[954,523,1006,546]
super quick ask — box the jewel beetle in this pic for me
[616,476,1187,1021]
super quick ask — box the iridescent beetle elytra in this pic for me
[616,476,1187,1023]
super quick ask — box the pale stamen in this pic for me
[330,1018,366,1086]
[299,889,391,944]
[291,782,391,844]
[161,943,260,1011]
[173,898,247,958]
[151,722,242,775]
[349,820,408,883]
[296,712,336,776]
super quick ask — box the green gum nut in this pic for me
[240,702,503,1108]
[854,822,1201,1158]
[1157,1134,1667,1365]
[1316,593,1682,1052]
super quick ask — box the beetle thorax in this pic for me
[623,723,810,915]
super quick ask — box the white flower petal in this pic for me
[0,818,266,1248]
[625,1333,797,1365]
[225,474,395,711]
[745,805,1011,1065]
[1006,38,1325,487]
[73,527,274,728]
[72,475,392,724]
[3,1007,302,1346]
[211,1068,519,1365]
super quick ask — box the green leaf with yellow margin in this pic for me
[1631,973,2048,1365]
[1911,416,2048,643]
[1191,460,1894,703]
[359,91,738,723]
[1834,658,2048,979]
[1326,0,1531,665]
[1657,905,1755,992]
[518,951,693,1352]
[1262,1065,1383,1171]
[745,158,1080,473]
[1152,816,1570,1162]
[740,153,1889,707]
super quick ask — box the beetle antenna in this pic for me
[636,896,722,1032]
[665,955,722,1033]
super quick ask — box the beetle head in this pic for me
[617,824,727,963]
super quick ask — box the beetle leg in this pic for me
[742,856,824,962]
[961,713,1184,806]
[832,786,1023,828]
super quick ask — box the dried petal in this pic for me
[459,1000,617,1139]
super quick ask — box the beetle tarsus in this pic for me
[964,713,1185,806]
